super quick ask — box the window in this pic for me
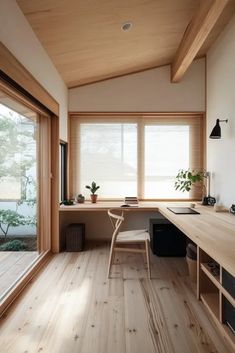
[79,123,137,198]
[70,114,204,200]
[144,124,189,198]
[0,103,37,201]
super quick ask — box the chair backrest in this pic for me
[107,209,124,243]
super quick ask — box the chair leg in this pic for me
[145,239,151,279]
[107,243,115,279]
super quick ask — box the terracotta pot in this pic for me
[91,194,98,203]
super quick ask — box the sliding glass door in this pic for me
[0,89,50,300]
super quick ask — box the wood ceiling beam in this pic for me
[171,0,229,83]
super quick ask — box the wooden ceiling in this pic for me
[17,0,235,88]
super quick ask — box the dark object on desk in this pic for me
[121,204,131,207]
[124,196,138,205]
[66,223,85,251]
[202,196,216,206]
[61,199,74,206]
[149,218,186,257]
[167,207,200,215]
[229,204,235,215]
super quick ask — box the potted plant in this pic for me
[85,182,100,203]
[175,169,216,205]
[76,194,85,203]
[174,169,205,193]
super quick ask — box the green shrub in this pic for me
[0,239,27,251]
[0,209,34,240]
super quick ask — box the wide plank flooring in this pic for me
[0,243,232,353]
[0,251,38,299]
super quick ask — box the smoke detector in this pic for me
[121,22,133,32]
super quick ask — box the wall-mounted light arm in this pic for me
[209,119,228,139]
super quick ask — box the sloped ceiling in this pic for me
[17,0,235,87]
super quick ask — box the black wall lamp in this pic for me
[209,119,228,139]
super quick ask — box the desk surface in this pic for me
[158,204,235,277]
[60,201,235,276]
[59,201,161,211]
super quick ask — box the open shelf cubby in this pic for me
[198,248,235,351]
[201,262,220,288]
[200,270,220,321]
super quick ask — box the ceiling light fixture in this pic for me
[121,22,133,32]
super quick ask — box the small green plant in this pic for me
[174,169,204,192]
[76,194,85,203]
[0,209,34,241]
[0,239,27,251]
[85,181,100,195]
[61,199,74,206]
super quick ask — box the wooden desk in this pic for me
[158,204,235,277]
[59,201,160,211]
[60,201,235,276]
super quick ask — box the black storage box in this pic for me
[149,218,186,257]
[222,269,235,334]
[66,223,85,251]
[223,297,235,334]
[222,269,235,299]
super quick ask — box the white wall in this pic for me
[0,0,68,141]
[207,16,235,208]
[67,59,206,241]
[69,58,205,112]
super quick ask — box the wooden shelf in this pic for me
[201,263,220,288]
[201,294,235,351]
[198,247,234,353]
[201,263,235,307]
[201,293,220,321]
[201,292,235,351]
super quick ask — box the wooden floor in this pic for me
[0,243,232,353]
[0,252,38,299]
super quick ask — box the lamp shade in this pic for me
[209,119,221,139]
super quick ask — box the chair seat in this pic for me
[116,229,150,243]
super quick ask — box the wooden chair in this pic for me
[107,209,151,279]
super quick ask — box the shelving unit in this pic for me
[201,292,220,321]
[201,262,220,287]
[198,248,235,351]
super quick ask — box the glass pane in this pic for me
[0,94,38,299]
[80,123,137,198]
[144,125,190,198]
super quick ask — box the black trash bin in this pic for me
[66,223,85,251]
